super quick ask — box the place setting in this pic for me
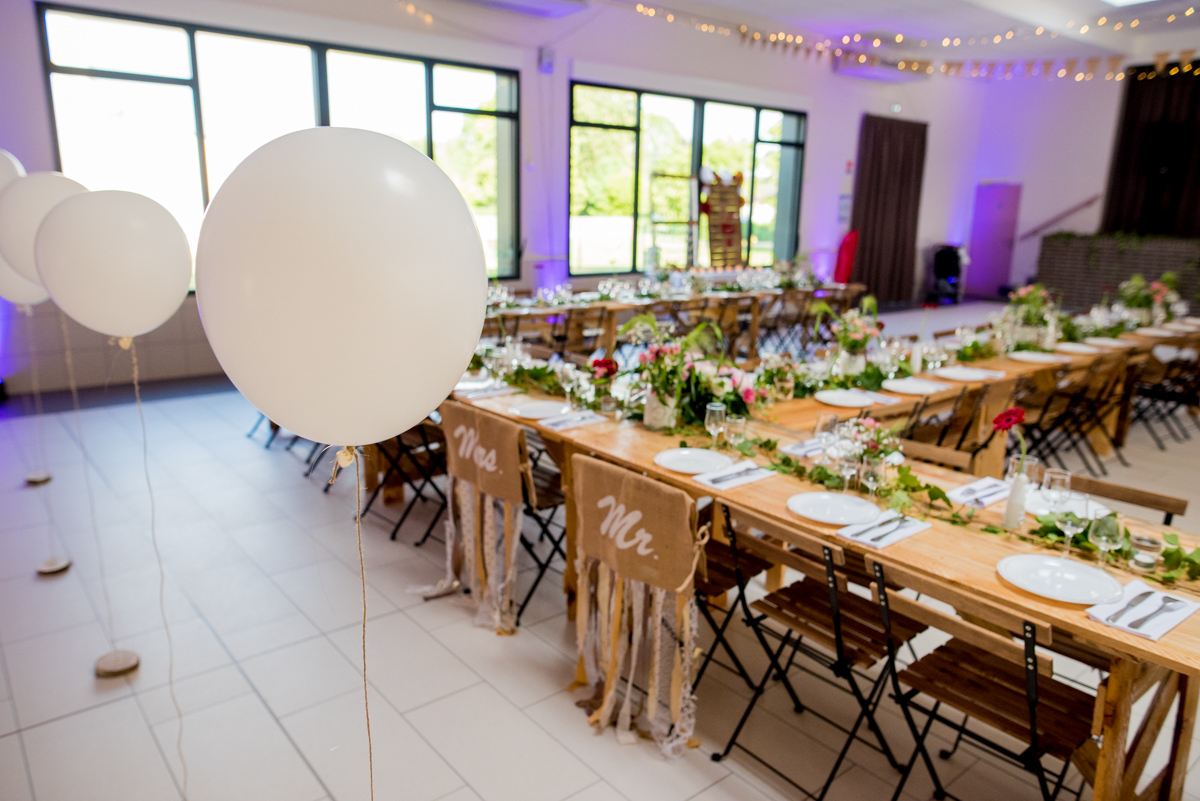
[1087,580,1200,640]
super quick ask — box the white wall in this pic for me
[0,0,1123,393]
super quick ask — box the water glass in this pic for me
[860,455,885,500]
[705,402,726,449]
[725,416,747,448]
[1088,513,1124,569]
[812,412,840,465]
[837,451,860,493]
[1041,468,1071,512]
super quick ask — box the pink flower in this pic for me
[850,331,864,340]
[662,343,680,356]
[639,352,652,365]
[741,387,756,404]
[861,418,879,428]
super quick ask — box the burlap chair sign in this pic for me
[438,401,534,634]
[572,454,707,756]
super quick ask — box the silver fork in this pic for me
[1129,596,1185,630]
[871,517,914,543]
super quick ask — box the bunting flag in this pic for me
[1004,61,1015,79]
[971,60,982,77]
[1024,60,1036,78]
[1042,59,1056,79]
[1065,58,1079,77]
[1085,57,1101,78]
[1154,51,1170,73]
[1107,55,1124,76]
[986,61,997,77]
[1181,50,1196,71]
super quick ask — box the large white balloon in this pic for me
[0,173,87,284]
[0,150,46,305]
[36,191,192,337]
[196,127,487,447]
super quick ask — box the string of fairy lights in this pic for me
[629,1,1200,82]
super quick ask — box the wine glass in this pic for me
[860,455,885,500]
[1041,468,1071,515]
[725,416,747,448]
[812,412,840,466]
[1057,492,1089,561]
[1088,513,1124,570]
[560,363,579,409]
[705,402,726,449]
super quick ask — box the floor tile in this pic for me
[688,775,777,801]
[5,621,131,727]
[283,687,463,801]
[0,733,33,801]
[81,565,197,640]
[22,697,179,801]
[152,693,325,801]
[116,617,232,692]
[564,782,628,800]
[242,637,361,717]
[408,683,597,801]
[228,518,334,575]
[181,561,300,635]
[328,611,478,712]
[0,571,96,644]
[435,618,575,708]
[273,559,397,632]
[135,665,253,726]
[218,612,321,662]
[0,699,16,737]
[526,690,728,801]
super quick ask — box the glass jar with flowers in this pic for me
[621,315,718,430]
[814,297,879,378]
[1005,283,1054,345]
[755,354,798,403]
[992,407,1030,529]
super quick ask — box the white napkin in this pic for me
[859,390,901,405]
[694,460,775,489]
[947,476,1010,508]
[459,386,519,399]
[1087,580,1199,641]
[837,510,932,549]
[969,368,1007,379]
[540,410,606,431]
[781,439,828,458]
[455,375,495,391]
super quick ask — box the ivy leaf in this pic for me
[889,490,913,511]
[1164,533,1181,547]
[982,525,1005,534]
[926,486,950,507]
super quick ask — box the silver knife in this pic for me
[871,517,912,542]
[969,488,1010,507]
[709,465,762,485]
[853,514,900,538]
[1107,591,1154,624]
[546,412,591,429]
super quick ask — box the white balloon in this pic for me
[196,127,487,447]
[0,149,26,192]
[36,191,192,337]
[0,173,87,284]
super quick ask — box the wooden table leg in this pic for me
[1094,657,1138,801]
[1163,673,1199,800]
[748,297,761,364]
[601,309,618,359]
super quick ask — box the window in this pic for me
[39,5,521,279]
[569,82,805,275]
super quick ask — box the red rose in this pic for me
[992,408,1026,431]
[591,358,618,380]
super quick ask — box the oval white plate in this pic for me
[814,389,874,408]
[1007,351,1068,364]
[653,448,734,475]
[787,492,881,525]
[882,377,953,395]
[1055,342,1100,355]
[1024,488,1111,519]
[931,366,996,382]
[509,400,573,419]
[1164,321,1200,332]
[1083,337,1135,349]
[997,554,1123,605]
[1136,327,1175,337]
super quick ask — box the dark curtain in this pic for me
[849,114,928,304]
[1102,64,1200,236]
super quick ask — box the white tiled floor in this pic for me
[1,378,1199,801]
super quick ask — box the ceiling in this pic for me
[672,0,1200,59]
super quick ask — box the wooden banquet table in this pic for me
[457,339,1200,801]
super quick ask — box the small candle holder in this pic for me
[1129,534,1163,572]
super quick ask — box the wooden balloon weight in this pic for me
[95,650,140,677]
[36,556,71,575]
[25,470,52,486]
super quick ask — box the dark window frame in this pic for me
[568,79,806,276]
[36,1,523,280]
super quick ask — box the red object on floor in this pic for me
[834,230,858,283]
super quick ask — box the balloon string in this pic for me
[61,314,115,644]
[22,305,58,562]
[354,449,375,801]
[131,342,189,800]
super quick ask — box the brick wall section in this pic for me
[1036,235,1200,312]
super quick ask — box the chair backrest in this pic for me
[438,401,531,505]
[718,500,847,588]
[1027,463,1188,520]
[864,555,1054,676]
[572,454,700,593]
[898,438,975,471]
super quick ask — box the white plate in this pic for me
[653,448,734,475]
[997,554,1124,605]
[1024,488,1111,519]
[1164,321,1200,332]
[881,377,953,395]
[931,365,996,382]
[455,375,495,391]
[813,389,874,408]
[1055,342,1100,355]
[1007,351,1068,364]
[787,492,881,526]
[1083,337,1135,349]
[1136,327,1175,337]
[509,400,573,419]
